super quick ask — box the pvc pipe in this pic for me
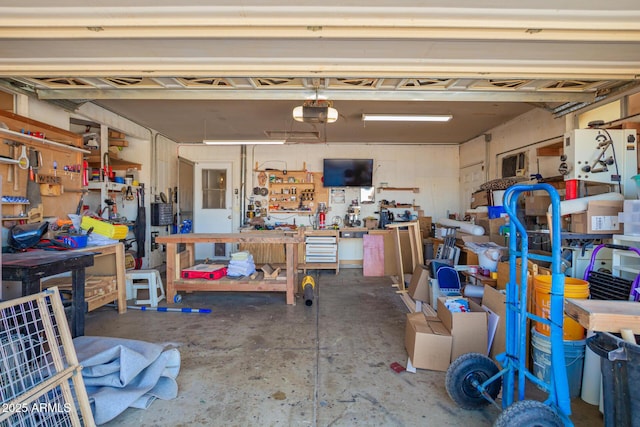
[107,303,211,313]
[546,192,624,216]
[301,275,315,306]
[303,285,314,306]
[437,218,485,236]
[581,329,601,406]
[133,305,211,313]
[620,328,638,345]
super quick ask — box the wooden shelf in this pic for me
[377,187,419,193]
[0,127,89,154]
[536,141,563,157]
[270,182,314,186]
[87,156,141,171]
[380,204,417,209]
[0,110,84,150]
[2,216,28,221]
[264,169,326,214]
[270,210,314,214]
[87,181,140,191]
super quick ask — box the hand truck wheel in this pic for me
[445,352,501,410]
[493,400,563,427]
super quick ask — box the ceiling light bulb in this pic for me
[326,107,338,123]
[292,106,304,122]
[293,104,338,123]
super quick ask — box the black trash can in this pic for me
[587,331,640,427]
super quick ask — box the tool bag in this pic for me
[8,221,49,250]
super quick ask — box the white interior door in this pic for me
[194,161,233,260]
[459,162,485,217]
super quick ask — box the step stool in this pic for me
[126,269,165,307]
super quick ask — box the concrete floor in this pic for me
[85,269,604,426]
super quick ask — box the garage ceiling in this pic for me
[0,1,639,144]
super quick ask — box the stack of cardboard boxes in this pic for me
[404,264,505,372]
[468,188,508,246]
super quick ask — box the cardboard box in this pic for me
[496,261,510,290]
[477,217,508,236]
[407,264,430,304]
[364,218,379,230]
[418,216,432,237]
[476,217,509,245]
[405,312,452,372]
[480,284,533,370]
[496,258,542,286]
[525,194,551,216]
[437,297,488,361]
[466,210,489,224]
[458,234,490,244]
[482,286,506,361]
[470,190,491,209]
[571,200,623,234]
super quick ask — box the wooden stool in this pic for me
[126,269,165,307]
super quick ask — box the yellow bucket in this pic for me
[533,275,589,340]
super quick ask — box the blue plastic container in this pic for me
[56,234,88,248]
[488,205,506,219]
[531,327,586,398]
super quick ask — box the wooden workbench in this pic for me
[2,250,95,337]
[156,233,303,305]
[41,242,128,314]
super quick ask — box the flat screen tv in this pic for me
[323,158,374,187]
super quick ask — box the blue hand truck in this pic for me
[445,183,573,426]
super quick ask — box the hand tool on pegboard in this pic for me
[134,183,146,268]
[26,147,42,210]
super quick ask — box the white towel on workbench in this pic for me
[230,251,251,261]
[227,253,256,277]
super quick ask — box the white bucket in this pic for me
[493,190,506,206]
[478,248,501,272]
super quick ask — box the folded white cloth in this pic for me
[227,264,256,277]
[230,251,251,261]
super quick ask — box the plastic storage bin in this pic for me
[531,328,586,399]
[587,331,640,427]
[55,234,88,248]
[488,205,506,219]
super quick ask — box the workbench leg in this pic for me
[114,243,127,313]
[21,278,41,297]
[285,242,296,305]
[187,243,195,266]
[71,268,86,338]
[165,243,177,303]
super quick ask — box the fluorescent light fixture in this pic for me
[362,114,452,122]
[203,140,285,145]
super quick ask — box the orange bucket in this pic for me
[533,275,589,340]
